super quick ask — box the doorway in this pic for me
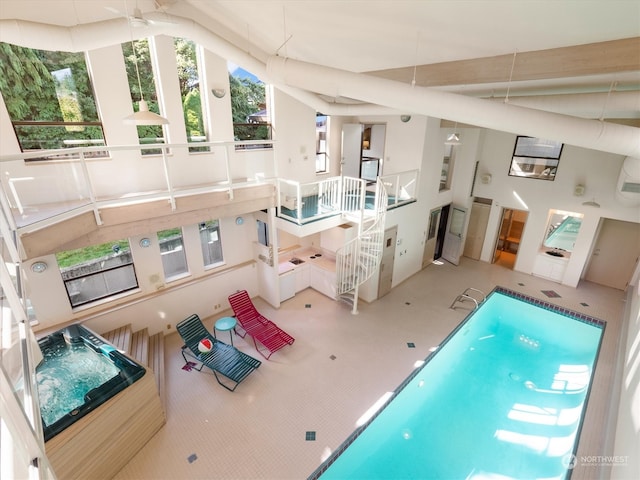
[378,226,397,299]
[422,207,441,268]
[434,204,450,260]
[493,208,528,269]
[463,200,492,260]
[584,218,640,290]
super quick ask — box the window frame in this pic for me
[158,227,189,281]
[56,240,139,308]
[198,220,225,269]
[508,136,564,181]
[0,44,107,159]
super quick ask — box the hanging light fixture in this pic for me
[445,132,461,145]
[123,8,168,126]
[445,121,461,145]
[582,199,601,208]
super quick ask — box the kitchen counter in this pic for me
[278,247,337,300]
[279,247,336,274]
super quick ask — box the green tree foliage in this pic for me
[174,38,204,141]
[0,42,102,149]
[229,74,265,124]
[122,39,164,143]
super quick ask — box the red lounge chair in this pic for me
[228,290,295,359]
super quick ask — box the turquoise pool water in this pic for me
[36,324,146,441]
[310,287,605,480]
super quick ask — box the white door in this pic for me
[441,205,467,266]
[422,208,441,268]
[584,219,640,290]
[341,124,362,178]
[463,202,491,260]
[378,226,397,298]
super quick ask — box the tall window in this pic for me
[158,228,188,279]
[122,39,166,154]
[440,143,455,191]
[174,38,208,152]
[55,240,138,308]
[316,114,329,173]
[0,43,105,157]
[199,220,224,267]
[228,62,271,149]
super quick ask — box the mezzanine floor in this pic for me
[112,257,627,480]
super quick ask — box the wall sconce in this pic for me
[139,237,151,248]
[400,115,412,123]
[235,216,244,225]
[211,88,226,98]
[31,261,47,273]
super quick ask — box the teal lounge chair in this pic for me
[176,314,261,391]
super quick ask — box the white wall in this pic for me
[611,269,640,479]
[28,213,258,335]
[271,87,318,183]
[471,129,637,286]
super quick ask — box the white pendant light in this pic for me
[123,16,168,126]
[124,99,169,125]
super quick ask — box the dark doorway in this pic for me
[434,204,450,260]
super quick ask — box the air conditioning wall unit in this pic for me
[616,156,640,206]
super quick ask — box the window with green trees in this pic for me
[0,42,105,157]
[174,38,208,152]
[228,64,271,149]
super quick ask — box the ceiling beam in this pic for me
[369,37,640,87]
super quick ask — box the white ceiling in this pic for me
[0,0,639,111]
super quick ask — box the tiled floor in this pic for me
[113,257,627,480]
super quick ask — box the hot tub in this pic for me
[36,323,146,441]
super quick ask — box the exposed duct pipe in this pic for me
[1,14,639,157]
[267,56,640,158]
[491,91,640,120]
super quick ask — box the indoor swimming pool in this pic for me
[309,287,605,479]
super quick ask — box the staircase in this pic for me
[102,325,165,410]
[336,178,388,313]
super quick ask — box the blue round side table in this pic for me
[214,316,237,345]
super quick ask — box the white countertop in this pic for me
[278,247,336,274]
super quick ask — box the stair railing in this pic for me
[336,178,387,313]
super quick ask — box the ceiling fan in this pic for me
[106,1,176,28]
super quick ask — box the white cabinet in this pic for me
[532,254,568,283]
[311,265,336,299]
[279,271,295,302]
[295,264,310,292]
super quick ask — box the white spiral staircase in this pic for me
[335,177,388,314]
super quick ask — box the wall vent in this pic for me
[621,182,640,194]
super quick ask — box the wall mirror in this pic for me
[543,210,583,252]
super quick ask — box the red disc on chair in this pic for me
[198,338,213,353]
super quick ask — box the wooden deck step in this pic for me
[102,324,132,353]
[148,332,166,409]
[130,328,149,366]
